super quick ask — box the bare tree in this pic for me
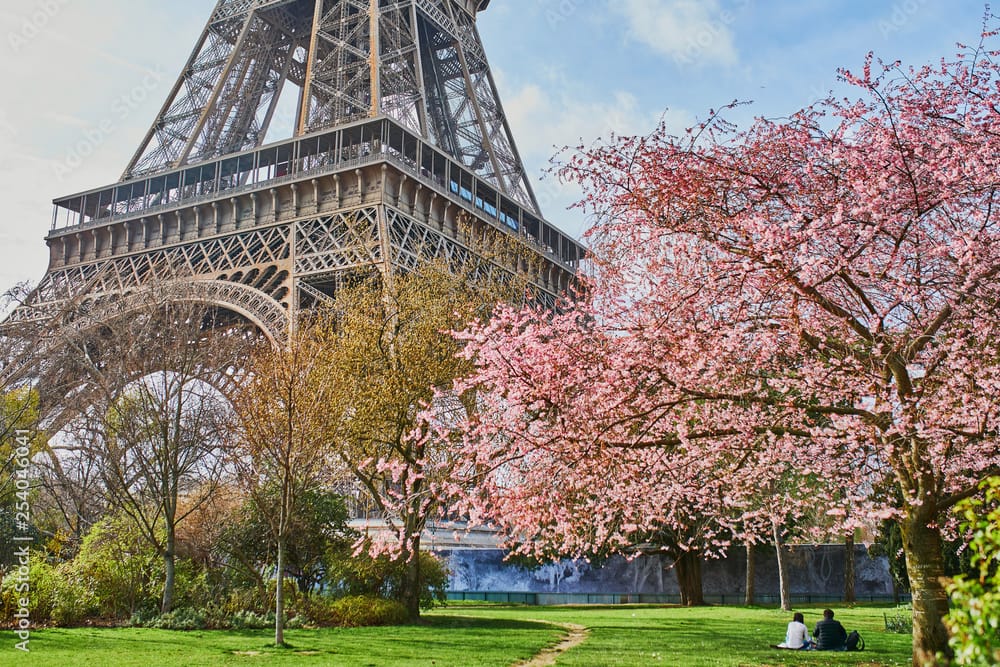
[53,290,249,612]
[228,327,339,647]
[34,425,107,549]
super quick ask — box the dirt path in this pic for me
[514,622,590,667]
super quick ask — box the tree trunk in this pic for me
[772,518,791,612]
[275,537,286,647]
[844,532,856,604]
[901,510,952,666]
[401,535,422,621]
[674,551,705,606]
[161,528,176,614]
[744,543,756,606]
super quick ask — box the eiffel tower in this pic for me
[10,0,582,345]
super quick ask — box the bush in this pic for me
[300,595,408,628]
[215,586,269,617]
[883,605,913,634]
[142,607,207,630]
[946,477,1000,666]
[54,514,215,623]
[229,609,275,630]
[69,514,163,619]
[1,556,58,623]
[50,575,98,626]
[326,551,448,610]
[0,555,103,626]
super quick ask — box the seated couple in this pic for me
[776,609,847,651]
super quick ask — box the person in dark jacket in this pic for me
[813,609,847,650]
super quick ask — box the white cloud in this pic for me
[501,80,691,236]
[612,0,740,67]
[0,1,201,291]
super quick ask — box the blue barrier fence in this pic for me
[446,591,912,606]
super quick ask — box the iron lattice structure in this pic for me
[10,0,581,350]
[6,0,582,430]
[1,1,585,547]
[125,0,538,213]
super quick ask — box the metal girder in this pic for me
[376,3,425,136]
[298,0,374,131]
[123,0,540,214]
[124,0,312,179]
[294,208,382,274]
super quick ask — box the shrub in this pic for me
[1,555,59,623]
[142,607,207,630]
[326,551,448,610]
[226,586,269,614]
[883,605,913,634]
[69,514,163,619]
[301,595,408,628]
[945,477,1000,666]
[131,606,303,631]
[0,555,103,626]
[169,560,214,611]
[229,609,275,630]
[50,575,98,626]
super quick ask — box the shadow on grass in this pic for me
[420,616,560,631]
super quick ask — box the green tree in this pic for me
[217,488,353,596]
[229,326,340,647]
[317,255,526,620]
[0,389,41,570]
[945,477,1000,666]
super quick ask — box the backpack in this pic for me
[845,630,865,651]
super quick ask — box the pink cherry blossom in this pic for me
[452,28,1000,666]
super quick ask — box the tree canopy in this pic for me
[454,29,1000,666]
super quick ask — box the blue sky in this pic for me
[0,0,991,290]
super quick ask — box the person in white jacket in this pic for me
[778,612,812,650]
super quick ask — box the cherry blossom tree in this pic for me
[319,256,527,620]
[454,30,1000,665]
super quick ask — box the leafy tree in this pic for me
[945,476,1000,666]
[0,285,47,570]
[454,30,1000,665]
[217,488,353,596]
[228,325,340,646]
[316,256,525,620]
[0,389,41,570]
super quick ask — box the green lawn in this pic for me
[433,604,914,666]
[3,604,913,666]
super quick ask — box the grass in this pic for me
[3,604,914,666]
[4,617,560,666]
[432,604,914,666]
